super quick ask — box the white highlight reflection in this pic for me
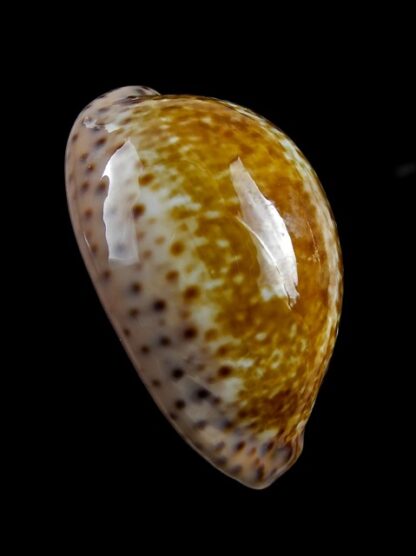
[229,158,299,305]
[102,141,141,265]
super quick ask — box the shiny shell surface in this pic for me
[65,86,343,488]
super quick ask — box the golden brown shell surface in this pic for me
[66,86,343,488]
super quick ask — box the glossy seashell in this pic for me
[65,86,342,489]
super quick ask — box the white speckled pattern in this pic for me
[65,86,343,489]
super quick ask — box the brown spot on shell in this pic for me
[256,465,265,481]
[218,365,232,378]
[204,329,218,341]
[172,368,184,380]
[132,204,145,218]
[166,270,179,282]
[128,308,140,318]
[95,137,107,148]
[196,388,210,400]
[220,419,233,431]
[96,179,107,194]
[183,286,200,301]
[170,241,185,256]
[139,173,154,186]
[130,282,142,294]
[183,326,198,340]
[153,300,166,311]
[216,345,229,356]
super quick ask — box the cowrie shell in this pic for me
[65,86,342,488]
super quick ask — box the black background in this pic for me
[32,27,414,541]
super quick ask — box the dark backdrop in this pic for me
[42,45,414,538]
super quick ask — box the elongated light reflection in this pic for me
[229,158,298,305]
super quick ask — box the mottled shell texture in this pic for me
[65,86,342,489]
